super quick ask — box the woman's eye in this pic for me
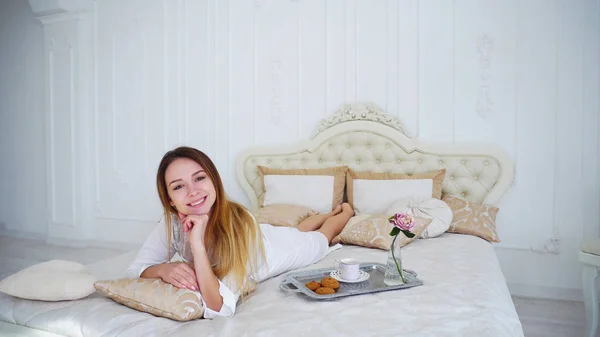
[173,184,183,190]
[195,176,205,182]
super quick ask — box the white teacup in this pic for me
[334,258,360,280]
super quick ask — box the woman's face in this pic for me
[165,157,216,217]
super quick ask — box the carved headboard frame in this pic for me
[236,102,515,212]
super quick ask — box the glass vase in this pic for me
[383,235,406,286]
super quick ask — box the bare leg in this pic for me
[296,205,342,232]
[317,203,354,244]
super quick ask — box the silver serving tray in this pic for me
[279,262,423,300]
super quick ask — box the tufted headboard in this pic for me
[236,102,514,212]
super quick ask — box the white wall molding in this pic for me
[508,282,582,303]
[30,0,96,242]
[495,216,561,255]
[270,57,284,126]
[495,237,561,255]
[28,0,93,24]
[0,226,48,243]
[45,237,140,251]
[476,34,494,119]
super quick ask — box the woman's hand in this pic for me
[179,213,209,249]
[176,213,223,313]
[149,262,198,291]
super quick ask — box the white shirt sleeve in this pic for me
[202,278,240,319]
[125,220,174,278]
[203,213,266,319]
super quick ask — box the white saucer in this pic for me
[330,270,370,283]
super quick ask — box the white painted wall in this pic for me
[2,0,599,302]
[0,0,46,238]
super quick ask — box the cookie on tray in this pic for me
[305,281,321,291]
[320,277,340,290]
[315,287,336,295]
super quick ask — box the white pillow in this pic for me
[353,179,434,214]
[386,197,453,238]
[263,175,335,214]
[0,260,97,301]
[258,166,347,214]
[346,169,446,215]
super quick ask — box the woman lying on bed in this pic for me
[126,146,354,319]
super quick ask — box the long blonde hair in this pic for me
[156,146,266,296]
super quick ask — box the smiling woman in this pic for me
[125,146,353,319]
[164,157,216,217]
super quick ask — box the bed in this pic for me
[0,102,523,336]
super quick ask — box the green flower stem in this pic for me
[391,235,406,283]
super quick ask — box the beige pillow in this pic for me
[254,204,318,227]
[94,278,204,321]
[442,195,500,242]
[346,169,446,214]
[258,165,348,213]
[0,260,96,301]
[332,214,432,250]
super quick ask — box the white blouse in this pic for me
[126,216,332,319]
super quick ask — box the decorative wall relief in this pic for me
[530,224,561,254]
[270,57,284,125]
[476,35,494,119]
[530,236,561,254]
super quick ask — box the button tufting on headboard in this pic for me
[236,102,514,212]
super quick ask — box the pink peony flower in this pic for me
[387,212,416,284]
[391,213,415,232]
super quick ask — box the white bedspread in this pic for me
[0,233,524,337]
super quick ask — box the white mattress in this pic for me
[0,233,524,337]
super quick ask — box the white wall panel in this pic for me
[228,0,258,205]
[325,0,346,115]
[552,0,585,284]
[396,0,418,135]
[185,0,213,156]
[45,21,77,229]
[254,1,299,147]
[298,0,327,138]
[453,0,517,148]
[511,0,558,247]
[344,0,358,104]
[453,0,521,247]
[418,0,455,141]
[356,0,388,107]
[0,0,46,237]
[582,0,600,241]
[95,0,163,225]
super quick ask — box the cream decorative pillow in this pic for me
[332,215,432,250]
[387,197,453,239]
[0,260,96,301]
[254,204,318,227]
[346,169,446,214]
[442,195,500,242]
[258,166,348,214]
[94,278,204,321]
